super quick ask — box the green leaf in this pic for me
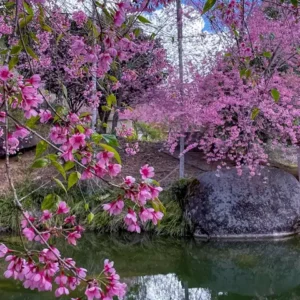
[64,161,75,171]
[106,94,117,107]
[271,88,280,103]
[108,75,118,83]
[19,14,33,28]
[68,172,81,190]
[8,56,19,70]
[11,45,23,55]
[36,140,48,158]
[31,158,49,168]
[76,125,85,133]
[46,153,57,161]
[62,84,68,99]
[133,28,141,37]
[5,2,15,8]
[99,143,121,164]
[101,105,111,112]
[0,49,9,55]
[56,33,64,45]
[263,51,272,58]
[91,133,102,144]
[155,198,166,214]
[41,23,52,32]
[84,203,89,211]
[146,179,160,186]
[53,178,67,193]
[23,1,34,15]
[26,46,38,59]
[245,69,251,79]
[102,134,119,147]
[25,115,40,129]
[291,0,298,7]
[239,68,246,77]
[51,160,66,179]
[202,0,217,14]
[41,194,58,210]
[98,193,110,201]
[29,32,39,43]
[79,112,91,118]
[137,15,151,24]
[251,107,260,120]
[87,212,94,224]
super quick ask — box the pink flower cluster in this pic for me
[1,243,87,295]
[81,151,121,180]
[103,165,163,233]
[21,201,83,247]
[125,142,140,156]
[85,260,126,300]
[116,124,134,138]
[72,10,87,27]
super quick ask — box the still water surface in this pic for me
[1,234,300,299]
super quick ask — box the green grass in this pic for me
[0,178,197,236]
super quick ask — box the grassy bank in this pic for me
[0,178,196,237]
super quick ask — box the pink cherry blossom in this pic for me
[69,133,86,150]
[55,286,69,297]
[139,208,154,222]
[23,228,35,241]
[0,244,8,258]
[85,284,102,300]
[124,209,137,225]
[67,231,81,246]
[0,65,12,81]
[12,125,30,139]
[28,74,41,88]
[140,164,155,180]
[56,201,70,214]
[39,109,52,123]
[127,223,141,233]
[114,10,125,27]
[152,211,164,225]
[7,135,19,154]
[107,163,122,177]
[55,274,68,285]
[103,259,115,273]
[40,210,52,222]
[124,176,135,186]
[64,215,76,225]
[149,185,163,199]
[103,199,124,216]
[72,10,87,27]
[34,232,51,243]
[0,111,6,123]
[96,151,114,165]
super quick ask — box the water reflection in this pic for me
[1,234,300,299]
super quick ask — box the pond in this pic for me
[1,234,300,299]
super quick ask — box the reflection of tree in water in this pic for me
[125,274,211,300]
[2,234,300,300]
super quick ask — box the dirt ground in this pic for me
[0,142,220,195]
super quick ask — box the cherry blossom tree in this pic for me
[132,0,300,175]
[0,0,165,298]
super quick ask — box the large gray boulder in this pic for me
[185,167,300,238]
[266,142,299,177]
